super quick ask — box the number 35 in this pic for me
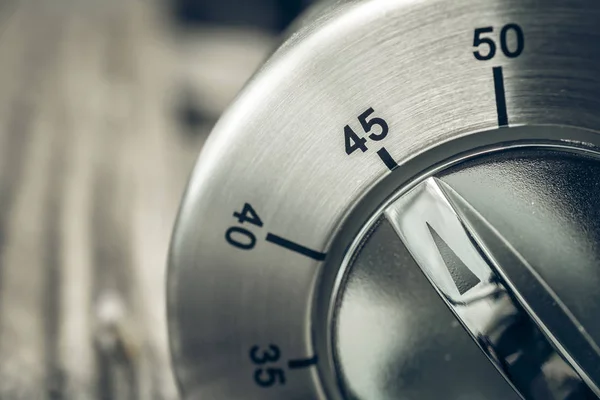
[249,345,286,388]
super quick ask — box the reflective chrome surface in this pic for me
[167,0,600,398]
[332,145,600,400]
[385,174,598,399]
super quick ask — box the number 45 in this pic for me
[344,107,389,155]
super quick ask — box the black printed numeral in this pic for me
[344,107,389,155]
[473,24,525,61]
[249,345,318,389]
[225,203,262,250]
[224,203,327,260]
[250,345,286,388]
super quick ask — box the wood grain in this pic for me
[0,1,209,398]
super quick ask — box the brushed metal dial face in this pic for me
[166,0,600,399]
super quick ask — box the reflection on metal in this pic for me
[385,177,598,399]
[427,223,481,295]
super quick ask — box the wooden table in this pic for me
[0,1,227,398]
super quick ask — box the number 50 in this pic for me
[473,24,525,61]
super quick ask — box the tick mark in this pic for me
[288,355,318,369]
[493,66,508,127]
[377,147,398,171]
[265,233,326,261]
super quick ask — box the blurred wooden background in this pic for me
[0,0,273,398]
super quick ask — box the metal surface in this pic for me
[380,165,600,399]
[333,217,522,400]
[167,0,600,398]
[320,139,600,400]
